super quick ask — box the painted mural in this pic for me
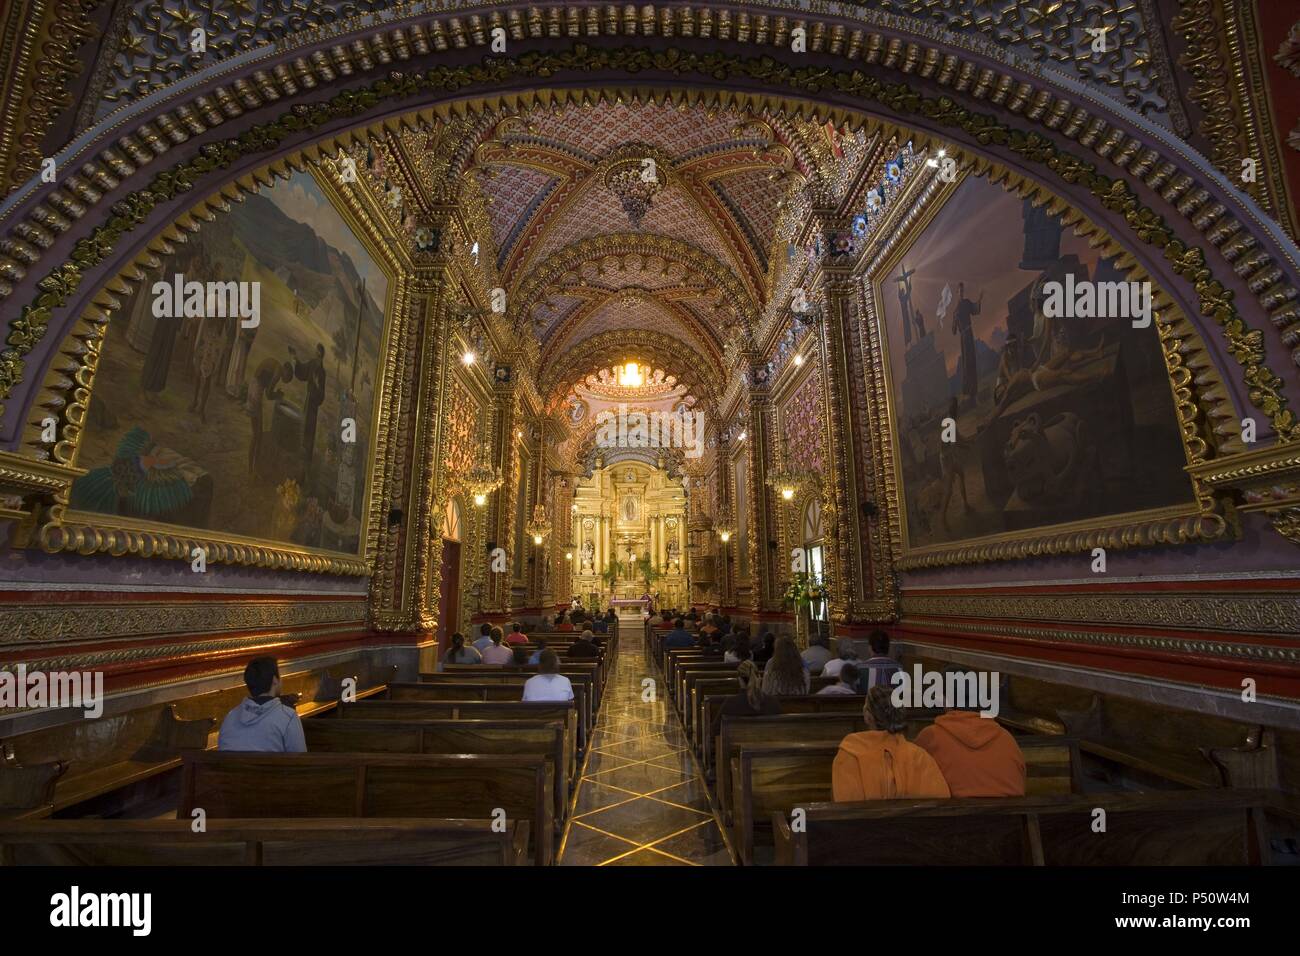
[71,170,389,555]
[877,174,1195,551]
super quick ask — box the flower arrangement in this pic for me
[783,572,828,608]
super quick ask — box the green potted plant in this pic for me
[601,558,625,590]
[636,554,662,592]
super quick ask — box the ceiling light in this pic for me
[462,351,476,365]
[794,354,804,366]
[618,360,644,388]
[736,430,747,442]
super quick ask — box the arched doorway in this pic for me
[802,497,827,625]
[435,496,465,663]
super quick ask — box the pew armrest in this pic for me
[0,760,68,811]
[771,811,806,866]
[143,705,216,758]
[510,821,531,866]
[1205,728,1281,790]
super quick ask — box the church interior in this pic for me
[0,0,1299,884]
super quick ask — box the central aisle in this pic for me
[558,627,734,865]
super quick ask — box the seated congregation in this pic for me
[649,612,1298,867]
[0,617,621,867]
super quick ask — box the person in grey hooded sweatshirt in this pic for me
[218,656,307,752]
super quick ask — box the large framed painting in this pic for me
[871,173,1206,564]
[66,168,393,564]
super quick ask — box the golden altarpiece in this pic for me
[571,458,688,610]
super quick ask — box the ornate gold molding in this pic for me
[1190,443,1300,547]
[0,598,367,645]
[902,590,1300,638]
[2,40,1292,451]
[897,613,1300,666]
[15,159,403,575]
[0,625,370,678]
[860,162,1239,569]
[0,0,101,194]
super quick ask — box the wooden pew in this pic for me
[333,699,578,781]
[179,751,555,865]
[417,669,597,728]
[700,694,868,776]
[303,718,569,824]
[902,654,1273,790]
[388,681,590,756]
[772,789,1288,866]
[732,735,1084,864]
[716,713,867,824]
[690,678,739,751]
[0,818,530,866]
[431,662,601,707]
[676,662,738,721]
[0,705,214,820]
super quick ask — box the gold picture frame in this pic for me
[24,160,406,576]
[863,169,1231,569]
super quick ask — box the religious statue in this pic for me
[621,495,639,523]
[666,539,680,571]
[580,539,594,572]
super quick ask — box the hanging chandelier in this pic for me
[464,454,503,508]
[766,436,820,503]
[604,152,666,228]
[713,507,734,545]
[525,504,553,545]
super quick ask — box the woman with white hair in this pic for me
[821,637,860,679]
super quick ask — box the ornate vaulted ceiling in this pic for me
[350,97,878,419]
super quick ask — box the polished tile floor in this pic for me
[558,626,735,865]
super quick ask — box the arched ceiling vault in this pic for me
[540,330,720,414]
[2,5,1299,446]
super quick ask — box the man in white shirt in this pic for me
[472,623,494,653]
[522,650,574,702]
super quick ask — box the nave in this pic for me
[0,0,1299,896]
[560,628,731,866]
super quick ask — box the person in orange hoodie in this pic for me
[832,686,951,801]
[914,669,1025,797]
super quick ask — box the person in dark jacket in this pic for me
[567,629,600,660]
[663,618,694,650]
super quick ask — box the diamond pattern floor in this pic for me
[558,629,734,865]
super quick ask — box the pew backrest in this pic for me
[302,718,570,821]
[334,700,577,780]
[771,789,1284,866]
[180,751,554,865]
[0,818,531,866]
